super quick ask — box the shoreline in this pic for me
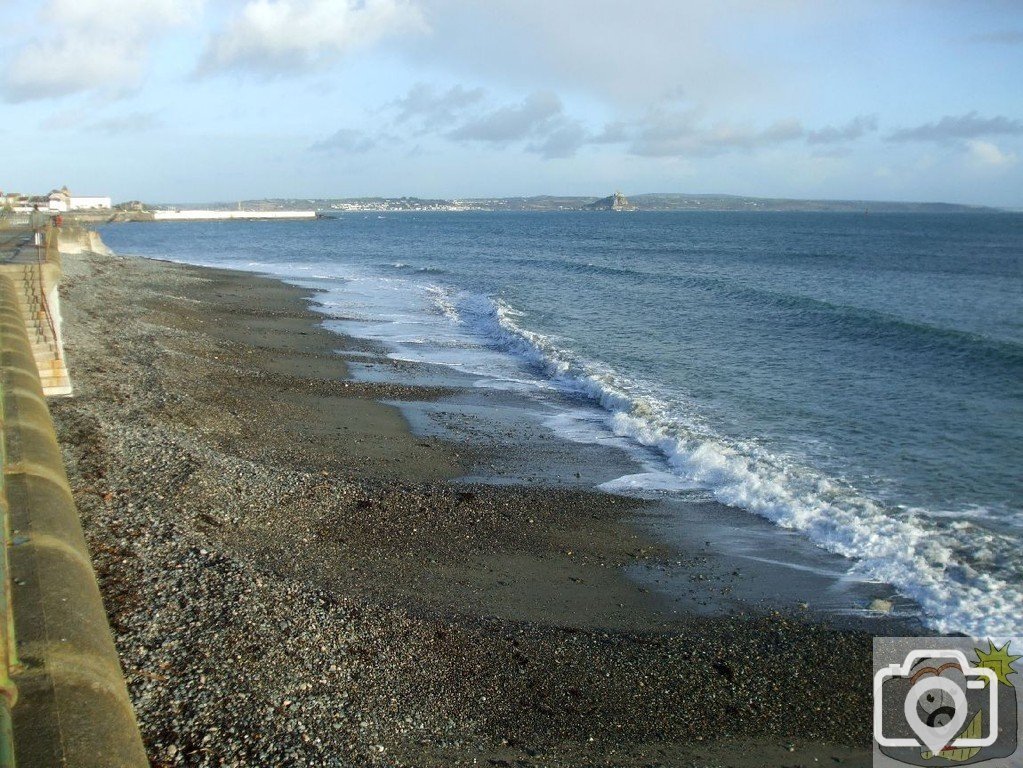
[53,245,908,765]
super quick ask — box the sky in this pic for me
[1,0,1021,206]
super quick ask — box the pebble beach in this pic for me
[51,244,898,767]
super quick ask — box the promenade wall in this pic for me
[0,226,147,766]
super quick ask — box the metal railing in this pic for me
[33,230,60,361]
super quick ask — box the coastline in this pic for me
[53,245,906,766]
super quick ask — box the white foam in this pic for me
[456,292,1023,638]
[599,472,701,494]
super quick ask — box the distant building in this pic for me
[45,186,112,211]
[48,189,68,211]
[69,195,112,210]
[4,191,44,213]
[5,186,112,213]
[0,191,21,209]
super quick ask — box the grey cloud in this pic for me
[809,145,854,159]
[446,91,593,159]
[310,128,377,153]
[90,111,162,135]
[967,30,1023,45]
[888,112,1023,142]
[630,111,805,157]
[377,81,877,163]
[628,110,698,156]
[626,111,879,158]
[591,121,630,144]
[758,120,805,144]
[392,83,485,129]
[806,114,877,144]
[448,91,563,143]
[528,121,588,159]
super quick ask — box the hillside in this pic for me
[150,193,1003,214]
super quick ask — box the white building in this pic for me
[41,187,112,212]
[47,191,67,211]
[69,195,112,210]
[3,186,112,213]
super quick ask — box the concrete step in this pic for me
[36,363,67,378]
[9,271,72,397]
[40,381,73,397]
[38,366,70,380]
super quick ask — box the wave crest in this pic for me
[442,290,1023,637]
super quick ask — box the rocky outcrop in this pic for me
[584,192,634,211]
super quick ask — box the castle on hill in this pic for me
[583,191,634,211]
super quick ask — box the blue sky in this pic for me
[1,0,1021,206]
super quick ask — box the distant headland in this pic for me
[146,192,1002,215]
[3,185,1009,222]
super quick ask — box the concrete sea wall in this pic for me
[0,228,147,766]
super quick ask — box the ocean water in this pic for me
[99,212,1023,637]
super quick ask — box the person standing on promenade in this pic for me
[29,204,48,246]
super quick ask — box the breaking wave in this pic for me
[437,289,1023,638]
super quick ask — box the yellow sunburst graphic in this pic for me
[974,640,1021,687]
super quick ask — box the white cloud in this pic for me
[199,0,426,76]
[46,0,199,34]
[965,140,1018,168]
[412,0,843,111]
[2,0,202,101]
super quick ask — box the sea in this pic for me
[99,211,1023,638]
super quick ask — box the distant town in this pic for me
[1,186,112,213]
[159,192,999,214]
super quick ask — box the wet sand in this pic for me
[51,246,909,766]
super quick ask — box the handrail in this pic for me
[33,230,59,361]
